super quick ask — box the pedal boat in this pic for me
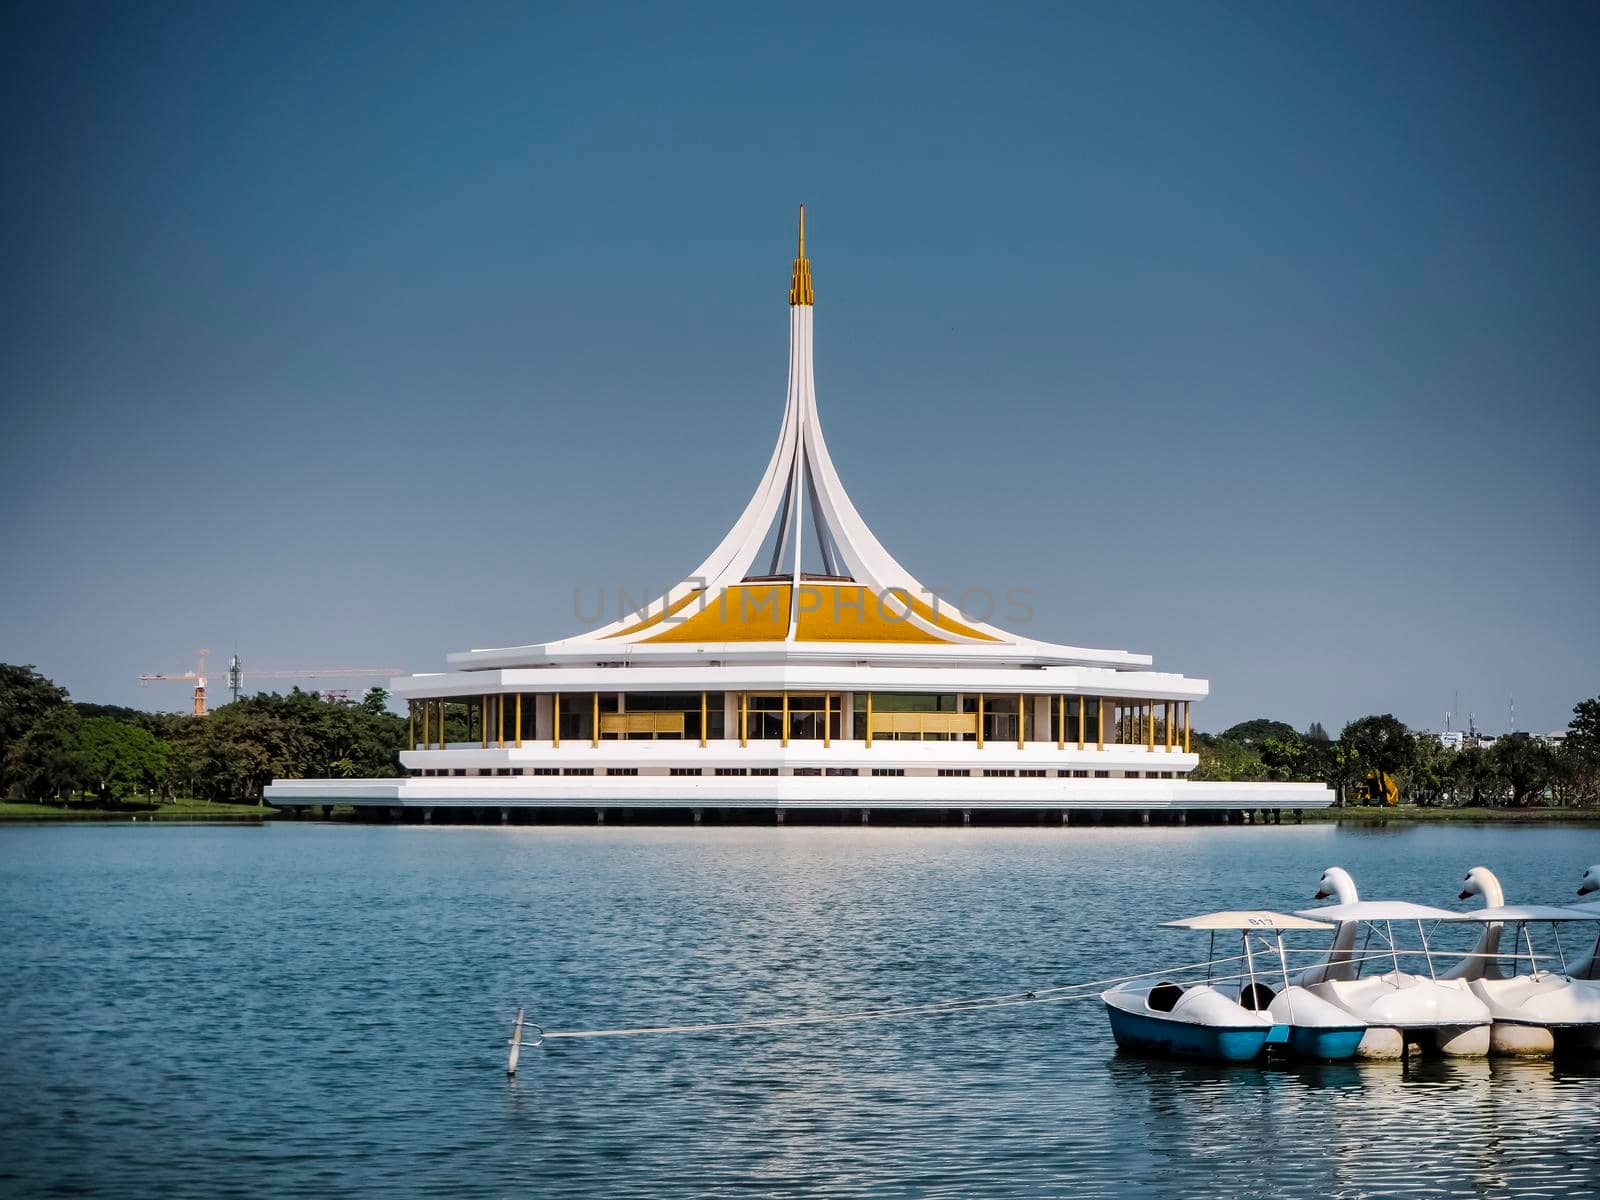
[1293,898,1493,1057]
[1440,903,1600,1054]
[1102,911,1365,1063]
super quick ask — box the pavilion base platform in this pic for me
[265,776,1331,825]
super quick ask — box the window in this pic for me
[938,769,969,778]
[1071,770,1088,779]
[825,767,858,777]
[607,767,638,776]
[715,768,748,777]
[750,767,779,776]
[531,767,559,776]
[669,767,702,777]
[793,767,822,776]
[1019,769,1046,778]
[1094,770,1109,778]
[982,769,1017,778]
[871,768,905,777]
[562,767,594,776]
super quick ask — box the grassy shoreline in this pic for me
[0,799,276,822]
[1298,804,1600,824]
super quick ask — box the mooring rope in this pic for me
[525,953,1255,1043]
[510,941,1542,1056]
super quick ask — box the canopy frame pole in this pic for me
[1522,923,1541,980]
[1552,924,1569,975]
[1388,922,1400,978]
[1417,922,1437,980]
[1273,932,1295,1024]
[1206,931,1215,985]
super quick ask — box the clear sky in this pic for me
[2,1,1596,734]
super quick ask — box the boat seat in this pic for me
[1146,982,1184,1013]
[1239,982,1276,1011]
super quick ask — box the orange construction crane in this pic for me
[139,648,212,716]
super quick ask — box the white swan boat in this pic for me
[1295,868,1491,1058]
[1439,866,1600,1054]
[1102,911,1365,1062]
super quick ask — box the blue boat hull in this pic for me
[1104,1002,1271,1063]
[1286,1025,1365,1061]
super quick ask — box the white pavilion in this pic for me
[267,211,1331,821]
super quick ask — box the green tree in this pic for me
[1220,718,1300,749]
[1404,735,1457,806]
[5,706,85,801]
[1304,721,1330,743]
[1489,735,1557,808]
[1340,714,1415,801]
[74,717,170,802]
[0,664,70,791]
[1189,733,1267,781]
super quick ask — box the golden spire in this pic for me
[788,204,813,306]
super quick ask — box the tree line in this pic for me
[1190,701,1600,808]
[1,663,406,806]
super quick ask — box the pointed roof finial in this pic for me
[789,204,813,306]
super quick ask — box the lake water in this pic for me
[2,822,1598,1198]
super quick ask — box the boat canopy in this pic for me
[1442,904,1600,923]
[1160,911,1333,931]
[1293,901,1458,922]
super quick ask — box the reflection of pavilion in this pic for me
[268,210,1331,818]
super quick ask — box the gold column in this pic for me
[824,693,831,749]
[516,693,523,749]
[1077,695,1086,750]
[1147,701,1155,751]
[740,692,748,747]
[700,691,707,749]
[1098,698,1106,751]
[498,694,505,749]
[977,694,984,750]
[1165,701,1173,751]
[481,696,488,749]
[1184,701,1191,754]
[408,701,415,752]
[782,691,790,748]
[553,693,561,749]
[1057,694,1065,751]
[1017,693,1025,750]
[592,692,600,748]
[866,692,874,749]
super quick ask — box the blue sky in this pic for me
[2,1,1596,734]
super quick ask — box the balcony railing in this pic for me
[867,711,980,738]
[599,711,687,738]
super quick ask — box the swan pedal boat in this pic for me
[1101,911,1366,1063]
[1293,899,1493,1055]
[1441,903,1600,1052]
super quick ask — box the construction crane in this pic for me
[139,648,212,715]
[220,655,402,704]
[139,650,402,714]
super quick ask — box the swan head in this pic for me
[1314,866,1356,901]
[1459,865,1499,902]
[1580,865,1600,896]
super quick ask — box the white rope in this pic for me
[531,953,1253,1042]
[518,945,1556,1048]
